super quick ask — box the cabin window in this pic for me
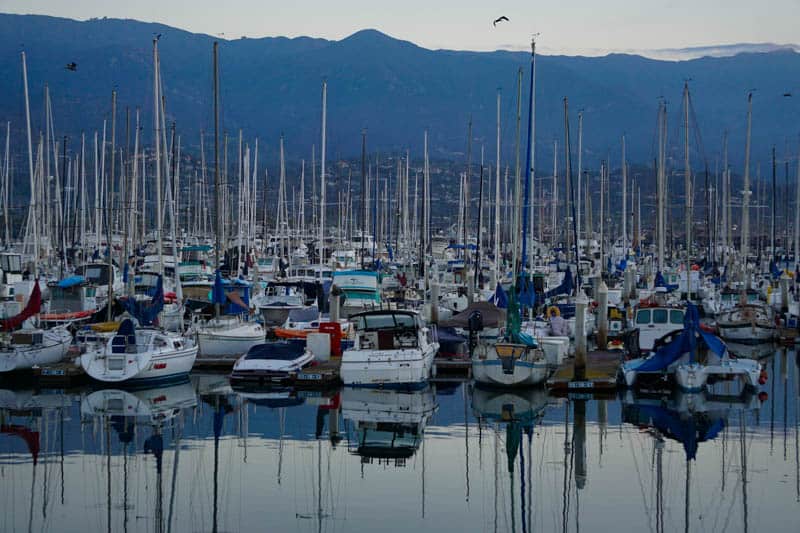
[670,310,684,324]
[652,309,668,324]
[636,310,651,324]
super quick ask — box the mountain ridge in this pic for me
[0,13,798,167]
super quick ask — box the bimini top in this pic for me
[439,302,506,329]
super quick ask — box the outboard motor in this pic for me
[467,310,483,356]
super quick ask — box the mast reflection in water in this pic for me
[0,350,797,532]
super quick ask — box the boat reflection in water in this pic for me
[471,386,551,533]
[726,340,777,360]
[81,379,198,422]
[622,388,760,533]
[342,386,437,466]
[81,380,198,533]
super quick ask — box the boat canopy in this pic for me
[440,301,506,329]
[57,275,86,289]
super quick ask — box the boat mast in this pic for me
[520,37,535,277]
[21,51,38,277]
[106,90,116,320]
[657,101,667,273]
[511,68,522,276]
[741,93,753,290]
[577,113,583,258]
[795,137,800,269]
[683,82,692,261]
[3,121,10,246]
[528,36,537,271]
[495,90,501,276]
[771,146,776,262]
[622,135,627,253]
[360,130,367,267]
[319,81,327,267]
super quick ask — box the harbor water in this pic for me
[1,348,797,532]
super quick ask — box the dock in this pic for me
[294,359,342,389]
[34,362,88,388]
[546,350,621,397]
[433,357,472,380]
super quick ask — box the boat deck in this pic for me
[546,350,621,397]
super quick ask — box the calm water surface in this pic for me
[1,348,798,532]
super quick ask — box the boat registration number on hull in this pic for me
[568,381,593,389]
[300,373,322,380]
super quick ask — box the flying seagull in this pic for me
[65,62,77,71]
[493,16,509,27]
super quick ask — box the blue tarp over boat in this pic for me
[635,303,726,372]
[57,275,85,289]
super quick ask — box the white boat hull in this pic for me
[0,328,72,372]
[674,360,761,392]
[472,343,550,387]
[340,345,437,387]
[196,322,265,359]
[717,323,776,343]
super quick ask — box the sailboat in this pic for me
[621,303,762,392]
[80,317,197,384]
[470,40,550,388]
[0,281,71,372]
[194,42,265,361]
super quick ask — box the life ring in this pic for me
[546,306,561,319]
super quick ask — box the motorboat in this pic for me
[230,339,314,385]
[634,301,685,352]
[332,270,381,317]
[340,310,438,388]
[253,281,305,326]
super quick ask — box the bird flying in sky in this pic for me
[493,16,509,27]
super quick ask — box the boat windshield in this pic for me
[355,313,415,331]
[78,265,110,285]
[245,342,304,360]
[0,254,22,273]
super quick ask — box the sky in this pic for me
[0,0,798,57]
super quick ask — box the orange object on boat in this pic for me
[39,309,94,322]
[273,326,348,340]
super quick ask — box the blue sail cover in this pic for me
[654,271,679,292]
[770,260,782,279]
[517,274,536,308]
[544,269,574,299]
[122,275,164,326]
[211,270,226,306]
[489,283,508,309]
[636,303,726,372]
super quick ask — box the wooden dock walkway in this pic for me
[546,350,621,397]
